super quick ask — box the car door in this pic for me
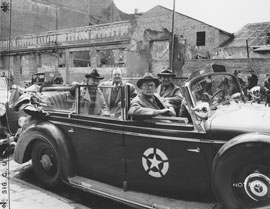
[123,120,213,198]
[56,84,126,188]
[65,116,124,187]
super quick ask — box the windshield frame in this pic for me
[186,72,246,109]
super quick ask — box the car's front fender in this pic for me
[211,132,270,209]
[14,120,75,179]
[213,132,270,169]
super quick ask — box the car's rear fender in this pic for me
[14,120,75,179]
[213,132,270,169]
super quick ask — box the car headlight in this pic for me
[0,103,6,117]
[18,116,27,128]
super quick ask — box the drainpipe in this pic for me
[246,39,250,59]
[170,0,176,73]
[8,0,12,88]
[55,4,59,72]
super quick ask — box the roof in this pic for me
[253,45,270,52]
[226,22,270,47]
[141,5,233,36]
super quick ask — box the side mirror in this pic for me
[191,102,210,120]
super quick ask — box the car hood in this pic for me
[209,103,270,140]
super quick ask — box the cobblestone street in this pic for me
[5,158,89,209]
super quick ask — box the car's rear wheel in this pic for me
[212,143,270,209]
[32,140,62,187]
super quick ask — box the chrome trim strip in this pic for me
[69,178,153,209]
[53,121,226,144]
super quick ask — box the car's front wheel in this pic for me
[212,143,270,209]
[31,140,62,187]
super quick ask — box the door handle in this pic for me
[187,147,200,153]
[68,128,75,133]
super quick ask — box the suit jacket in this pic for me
[265,79,270,90]
[100,80,137,117]
[248,74,258,90]
[128,93,173,120]
[156,83,182,104]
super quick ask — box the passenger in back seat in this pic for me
[66,82,79,111]
[128,73,176,120]
[82,69,110,116]
[100,68,137,118]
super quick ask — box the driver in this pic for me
[128,73,176,120]
[193,82,211,102]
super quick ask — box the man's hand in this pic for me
[168,107,176,116]
[153,108,176,117]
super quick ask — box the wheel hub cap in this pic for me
[40,154,53,172]
[244,173,270,201]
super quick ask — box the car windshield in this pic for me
[190,73,244,108]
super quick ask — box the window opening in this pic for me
[196,31,206,46]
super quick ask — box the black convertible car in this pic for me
[13,70,270,209]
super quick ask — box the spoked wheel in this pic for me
[32,140,62,187]
[212,143,270,209]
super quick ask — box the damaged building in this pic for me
[0,0,244,86]
[208,22,270,84]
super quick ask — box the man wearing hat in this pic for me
[82,68,110,116]
[247,69,258,90]
[156,67,182,116]
[247,69,258,101]
[128,72,176,120]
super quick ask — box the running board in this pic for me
[68,176,219,209]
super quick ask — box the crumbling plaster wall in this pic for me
[128,6,232,77]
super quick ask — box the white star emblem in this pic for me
[149,154,162,169]
[142,148,169,178]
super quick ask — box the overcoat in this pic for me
[128,93,173,120]
[81,87,110,116]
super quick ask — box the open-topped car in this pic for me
[14,70,270,209]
